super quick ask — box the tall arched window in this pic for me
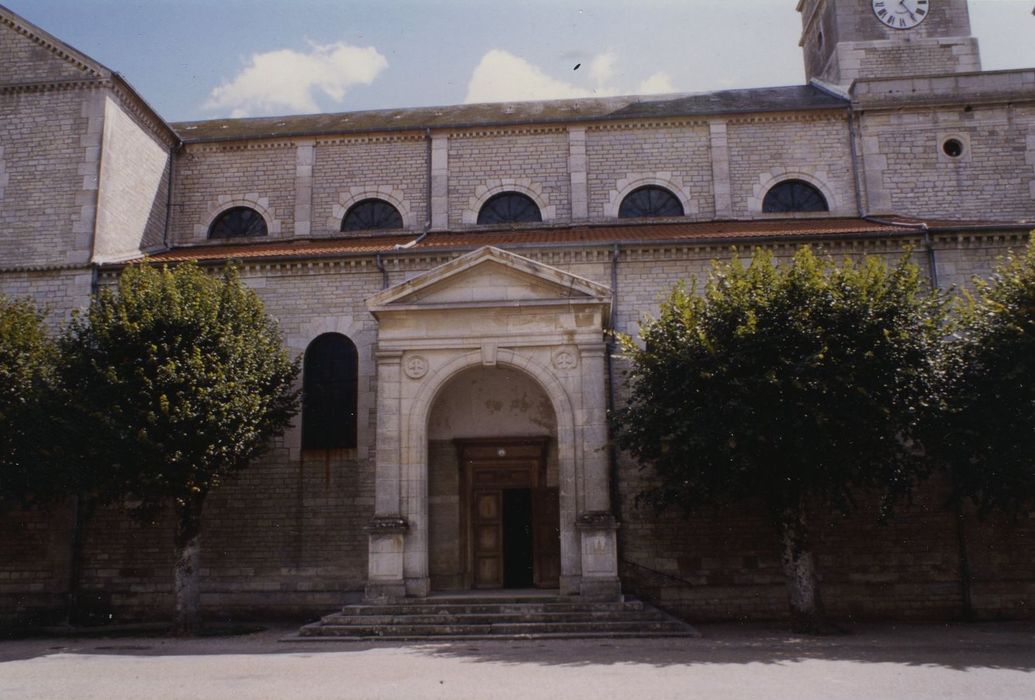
[302,333,358,450]
[342,199,404,232]
[618,185,684,218]
[477,192,542,224]
[762,180,829,213]
[208,206,268,238]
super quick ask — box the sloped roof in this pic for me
[171,85,847,143]
[130,217,1018,266]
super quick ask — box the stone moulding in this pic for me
[576,511,619,530]
[363,516,409,534]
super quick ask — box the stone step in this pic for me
[319,609,668,626]
[294,595,698,641]
[289,630,699,642]
[337,601,645,616]
[299,619,692,638]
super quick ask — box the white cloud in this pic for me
[589,52,617,85]
[464,49,680,104]
[639,71,676,95]
[465,49,619,103]
[205,42,388,117]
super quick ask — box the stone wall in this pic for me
[312,135,428,235]
[727,114,854,217]
[447,130,570,226]
[0,87,102,267]
[171,142,297,244]
[862,104,1035,220]
[93,95,171,262]
[585,123,713,221]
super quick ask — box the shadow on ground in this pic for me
[2,621,1034,671]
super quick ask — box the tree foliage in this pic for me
[0,295,56,508]
[616,247,943,516]
[931,237,1035,517]
[613,247,945,631]
[59,263,300,512]
[58,262,299,633]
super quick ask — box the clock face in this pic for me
[872,0,929,30]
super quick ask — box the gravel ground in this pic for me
[1,621,1034,699]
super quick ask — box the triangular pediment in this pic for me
[1,6,111,84]
[368,246,611,314]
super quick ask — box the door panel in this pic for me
[532,487,561,587]
[472,490,502,588]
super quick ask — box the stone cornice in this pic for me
[316,133,426,146]
[0,77,107,95]
[586,118,710,132]
[725,110,846,126]
[448,125,568,139]
[187,140,299,153]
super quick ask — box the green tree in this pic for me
[59,263,299,635]
[933,238,1035,518]
[0,296,56,509]
[613,247,944,633]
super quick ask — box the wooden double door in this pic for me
[457,438,560,589]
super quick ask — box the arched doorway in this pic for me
[427,366,560,590]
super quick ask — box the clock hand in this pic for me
[898,0,918,21]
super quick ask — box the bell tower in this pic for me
[798,0,981,87]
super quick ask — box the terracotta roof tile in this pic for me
[129,217,1029,265]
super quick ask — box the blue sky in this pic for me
[6,0,1035,122]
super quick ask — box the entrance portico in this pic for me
[363,247,620,601]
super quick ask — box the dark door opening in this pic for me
[502,488,534,588]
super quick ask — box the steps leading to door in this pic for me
[292,593,698,641]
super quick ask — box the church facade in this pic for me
[2,0,1034,624]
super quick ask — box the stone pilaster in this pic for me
[294,140,314,237]
[568,127,588,221]
[430,133,448,230]
[366,349,406,600]
[708,120,732,218]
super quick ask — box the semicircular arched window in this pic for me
[618,185,685,218]
[302,333,358,450]
[207,206,268,239]
[342,198,404,232]
[477,192,542,225]
[762,180,829,213]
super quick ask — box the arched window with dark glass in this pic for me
[208,206,268,239]
[477,192,542,224]
[762,180,829,213]
[342,199,404,232]
[302,333,358,450]
[618,185,684,218]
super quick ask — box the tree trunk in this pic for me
[952,489,974,621]
[779,499,828,634]
[172,498,203,636]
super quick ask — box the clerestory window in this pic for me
[762,180,829,213]
[618,185,684,218]
[207,206,268,238]
[477,192,542,225]
[342,199,404,232]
